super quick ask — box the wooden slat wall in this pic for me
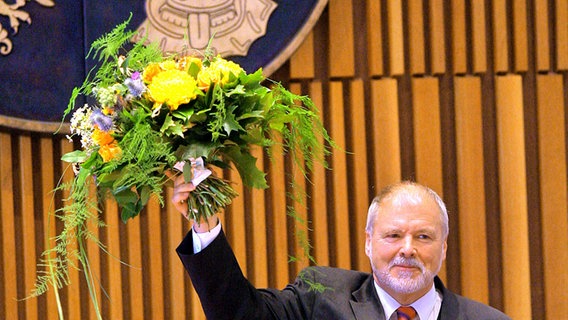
[1,2,567,319]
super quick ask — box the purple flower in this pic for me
[125,72,146,97]
[90,109,113,131]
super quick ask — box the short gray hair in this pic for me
[365,181,449,238]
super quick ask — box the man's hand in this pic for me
[170,172,219,232]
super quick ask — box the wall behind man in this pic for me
[1,1,567,319]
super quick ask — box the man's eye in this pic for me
[386,233,400,238]
[418,234,431,240]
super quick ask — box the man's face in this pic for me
[365,194,447,304]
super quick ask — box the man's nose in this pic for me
[399,235,416,257]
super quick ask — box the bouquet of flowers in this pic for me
[31,17,334,316]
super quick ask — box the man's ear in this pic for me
[365,232,372,257]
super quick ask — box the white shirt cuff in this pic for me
[191,221,221,254]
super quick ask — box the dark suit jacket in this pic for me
[177,229,511,320]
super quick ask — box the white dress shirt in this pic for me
[374,281,442,320]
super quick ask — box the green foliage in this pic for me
[37,17,337,318]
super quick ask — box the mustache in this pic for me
[389,256,424,272]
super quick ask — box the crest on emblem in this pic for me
[134,0,277,58]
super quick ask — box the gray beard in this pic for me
[373,256,436,294]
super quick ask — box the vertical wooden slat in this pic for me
[85,182,101,320]
[451,0,467,74]
[454,76,489,304]
[534,0,550,71]
[165,187,187,320]
[268,136,289,287]
[429,0,446,74]
[227,166,247,275]
[411,77,446,282]
[20,135,38,320]
[349,79,370,272]
[492,0,509,72]
[249,146,268,287]
[329,0,355,77]
[126,213,144,319]
[557,0,568,70]
[366,0,384,76]
[0,133,17,319]
[329,81,351,269]
[104,199,123,320]
[536,75,568,319]
[471,0,487,73]
[513,0,528,72]
[408,0,425,75]
[290,31,315,79]
[370,79,401,189]
[388,0,405,75]
[39,137,59,320]
[495,75,532,319]
[59,140,81,320]
[147,197,165,319]
[308,81,330,266]
[289,83,309,273]
[61,140,82,319]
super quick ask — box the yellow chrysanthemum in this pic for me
[147,69,198,110]
[98,141,122,162]
[197,57,243,90]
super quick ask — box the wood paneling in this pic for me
[408,0,425,75]
[451,0,467,74]
[370,79,401,188]
[492,0,509,72]
[1,133,17,319]
[39,138,59,320]
[329,0,354,77]
[513,0,528,72]
[348,79,370,272]
[329,81,351,269]
[429,0,446,74]
[366,0,384,76]
[387,0,405,75]
[495,75,532,319]
[536,75,568,318]
[290,31,315,79]
[308,81,331,266]
[454,76,489,304]
[472,1,487,73]
[534,0,550,71]
[2,2,568,319]
[19,135,37,319]
[557,0,568,70]
[268,136,289,288]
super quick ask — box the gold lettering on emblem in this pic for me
[134,0,277,58]
[0,0,55,56]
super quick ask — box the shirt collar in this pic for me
[374,281,439,320]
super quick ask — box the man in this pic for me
[172,179,511,319]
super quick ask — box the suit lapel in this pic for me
[435,276,463,320]
[349,276,386,320]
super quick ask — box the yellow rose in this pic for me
[197,57,243,90]
[142,63,162,83]
[178,56,202,71]
[91,128,114,146]
[98,141,122,162]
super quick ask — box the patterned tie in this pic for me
[396,306,417,320]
